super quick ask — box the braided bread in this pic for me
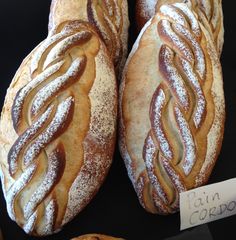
[0,20,117,236]
[136,0,224,55]
[71,234,124,240]
[49,0,129,76]
[119,3,225,214]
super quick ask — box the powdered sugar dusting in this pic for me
[88,50,116,144]
[1,19,117,235]
[152,189,169,214]
[43,31,91,70]
[31,32,71,74]
[24,97,74,166]
[6,164,36,220]
[179,57,206,128]
[159,45,189,110]
[43,199,56,235]
[143,134,157,168]
[173,23,205,79]
[8,106,53,175]
[173,3,201,38]
[89,2,112,43]
[12,61,63,128]
[61,37,116,226]
[62,139,111,225]
[197,93,224,185]
[23,211,37,234]
[23,148,63,219]
[139,0,157,20]
[31,57,85,116]
[151,88,173,159]
[174,106,196,175]
[143,134,168,203]
[160,5,187,27]
[135,173,146,209]
[118,1,224,215]
[159,20,194,63]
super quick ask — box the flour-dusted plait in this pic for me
[119,3,225,214]
[71,234,124,240]
[0,20,117,236]
[136,0,224,55]
[49,0,129,76]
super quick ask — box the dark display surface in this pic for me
[0,1,236,239]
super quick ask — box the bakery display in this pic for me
[135,0,224,55]
[71,234,124,240]
[0,20,117,236]
[119,2,225,214]
[49,0,129,76]
[0,0,233,239]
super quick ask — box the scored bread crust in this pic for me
[119,3,225,214]
[0,20,117,236]
[71,234,124,240]
[48,0,129,77]
[135,0,224,55]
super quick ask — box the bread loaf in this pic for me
[49,0,129,76]
[71,234,124,240]
[136,0,224,55]
[119,3,225,214]
[0,20,117,236]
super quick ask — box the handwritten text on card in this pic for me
[180,178,236,230]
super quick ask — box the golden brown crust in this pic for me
[135,0,224,55]
[0,20,117,236]
[119,3,225,214]
[48,0,129,77]
[71,234,124,240]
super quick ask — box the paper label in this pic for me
[180,178,236,230]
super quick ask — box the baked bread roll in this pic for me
[49,0,129,76]
[71,234,124,240]
[0,20,117,236]
[136,0,224,55]
[119,3,225,214]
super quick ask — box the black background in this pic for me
[0,1,236,239]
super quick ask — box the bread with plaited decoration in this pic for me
[119,3,225,214]
[136,0,224,55]
[49,0,129,77]
[0,20,117,236]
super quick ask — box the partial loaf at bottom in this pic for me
[71,234,124,240]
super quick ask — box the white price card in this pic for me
[180,178,236,230]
